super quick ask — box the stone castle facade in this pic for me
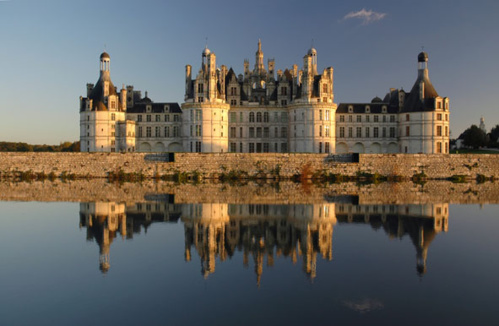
[80,42,449,154]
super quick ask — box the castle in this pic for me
[80,42,450,154]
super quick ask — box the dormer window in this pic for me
[366,107,370,113]
[146,106,151,112]
[348,106,353,113]
[382,106,387,113]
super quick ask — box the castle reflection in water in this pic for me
[79,196,448,283]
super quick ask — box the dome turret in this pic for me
[418,52,428,62]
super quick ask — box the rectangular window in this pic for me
[437,142,442,153]
[230,127,236,138]
[240,112,243,122]
[319,142,323,153]
[147,115,151,122]
[325,110,330,121]
[325,126,330,137]
[390,127,395,138]
[374,127,379,138]
[339,127,345,138]
[155,126,160,137]
[230,143,236,152]
[406,126,410,137]
[198,83,204,93]
[319,126,323,137]
[406,114,410,121]
[437,126,442,136]
[348,115,353,122]
[165,126,170,137]
[195,125,202,137]
[165,114,170,122]
[281,127,287,138]
[256,127,262,138]
[263,143,269,153]
[366,115,370,122]
[319,110,323,121]
[138,126,143,137]
[264,112,269,122]
[156,115,160,122]
[173,126,179,137]
[383,115,386,122]
[174,115,180,122]
[445,126,448,136]
[325,142,330,153]
[111,113,116,121]
[357,115,361,122]
[240,143,243,152]
[437,113,442,120]
[264,127,269,138]
[374,115,379,122]
[390,115,395,122]
[249,143,255,153]
[356,127,362,138]
[230,112,236,123]
[195,141,202,152]
[340,115,345,122]
[249,127,255,138]
[240,127,243,138]
[348,127,353,138]
[281,143,287,153]
[365,127,370,138]
[137,115,142,122]
[281,112,288,122]
[146,126,151,137]
[382,127,386,138]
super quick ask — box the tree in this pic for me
[490,125,499,146]
[459,125,488,149]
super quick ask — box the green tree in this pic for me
[460,125,488,149]
[490,125,499,147]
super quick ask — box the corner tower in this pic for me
[399,52,449,153]
[80,52,132,152]
[289,47,337,153]
[182,47,230,152]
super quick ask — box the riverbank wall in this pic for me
[0,152,498,181]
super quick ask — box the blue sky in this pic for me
[1,0,498,144]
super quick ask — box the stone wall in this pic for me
[0,152,498,180]
[0,180,498,205]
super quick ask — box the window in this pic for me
[198,83,204,93]
[325,110,330,121]
[390,127,395,138]
[156,115,160,122]
[257,112,262,122]
[264,127,269,138]
[281,87,287,95]
[240,127,243,138]
[406,126,410,137]
[173,126,179,137]
[339,127,345,138]
[195,125,202,137]
[165,126,170,137]
[281,112,288,122]
[348,115,353,122]
[406,114,410,121]
[383,115,386,122]
[230,127,236,138]
[198,97,203,102]
[138,126,143,137]
[319,110,323,121]
[111,113,116,121]
[230,143,236,152]
[230,112,236,123]
[155,126,160,137]
[374,115,379,122]
[195,141,202,152]
[445,126,448,136]
[323,84,328,93]
[437,142,442,153]
[319,126,323,137]
[256,127,262,138]
[382,127,386,138]
[249,143,255,153]
[230,87,237,96]
[319,142,322,153]
[274,127,278,138]
[366,115,370,122]
[325,142,330,153]
[249,127,255,138]
[357,115,361,122]
[263,143,269,153]
[146,127,152,137]
[195,110,202,121]
[374,127,379,138]
[281,100,287,106]
[281,143,288,153]
[137,115,142,122]
[390,115,395,122]
[174,115,180,122]
[249,112,255,122]
[340,115,345,122]
[165,114,170,122]
[348,127,353,138]
[437,126,442,136]
[147,115,151,122]
[240,143,243,152]
[281,127,287,138]
[325,126,330,137]
[263,112,269,122]
[437,113,442,120]
[365,127,370,138]
[356,127,362,138]
[231,99,237,105]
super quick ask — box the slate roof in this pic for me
[127,102,182,114]
[402,72,439,112]
[337,103,398,114]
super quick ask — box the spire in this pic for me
[255,39,265,73]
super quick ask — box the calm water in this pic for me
[0,185,498,325]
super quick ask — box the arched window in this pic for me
[257,112,262,122]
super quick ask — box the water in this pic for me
[0,181,498,325]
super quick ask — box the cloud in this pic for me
[342,298,384,314]
[343,8,387,25]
